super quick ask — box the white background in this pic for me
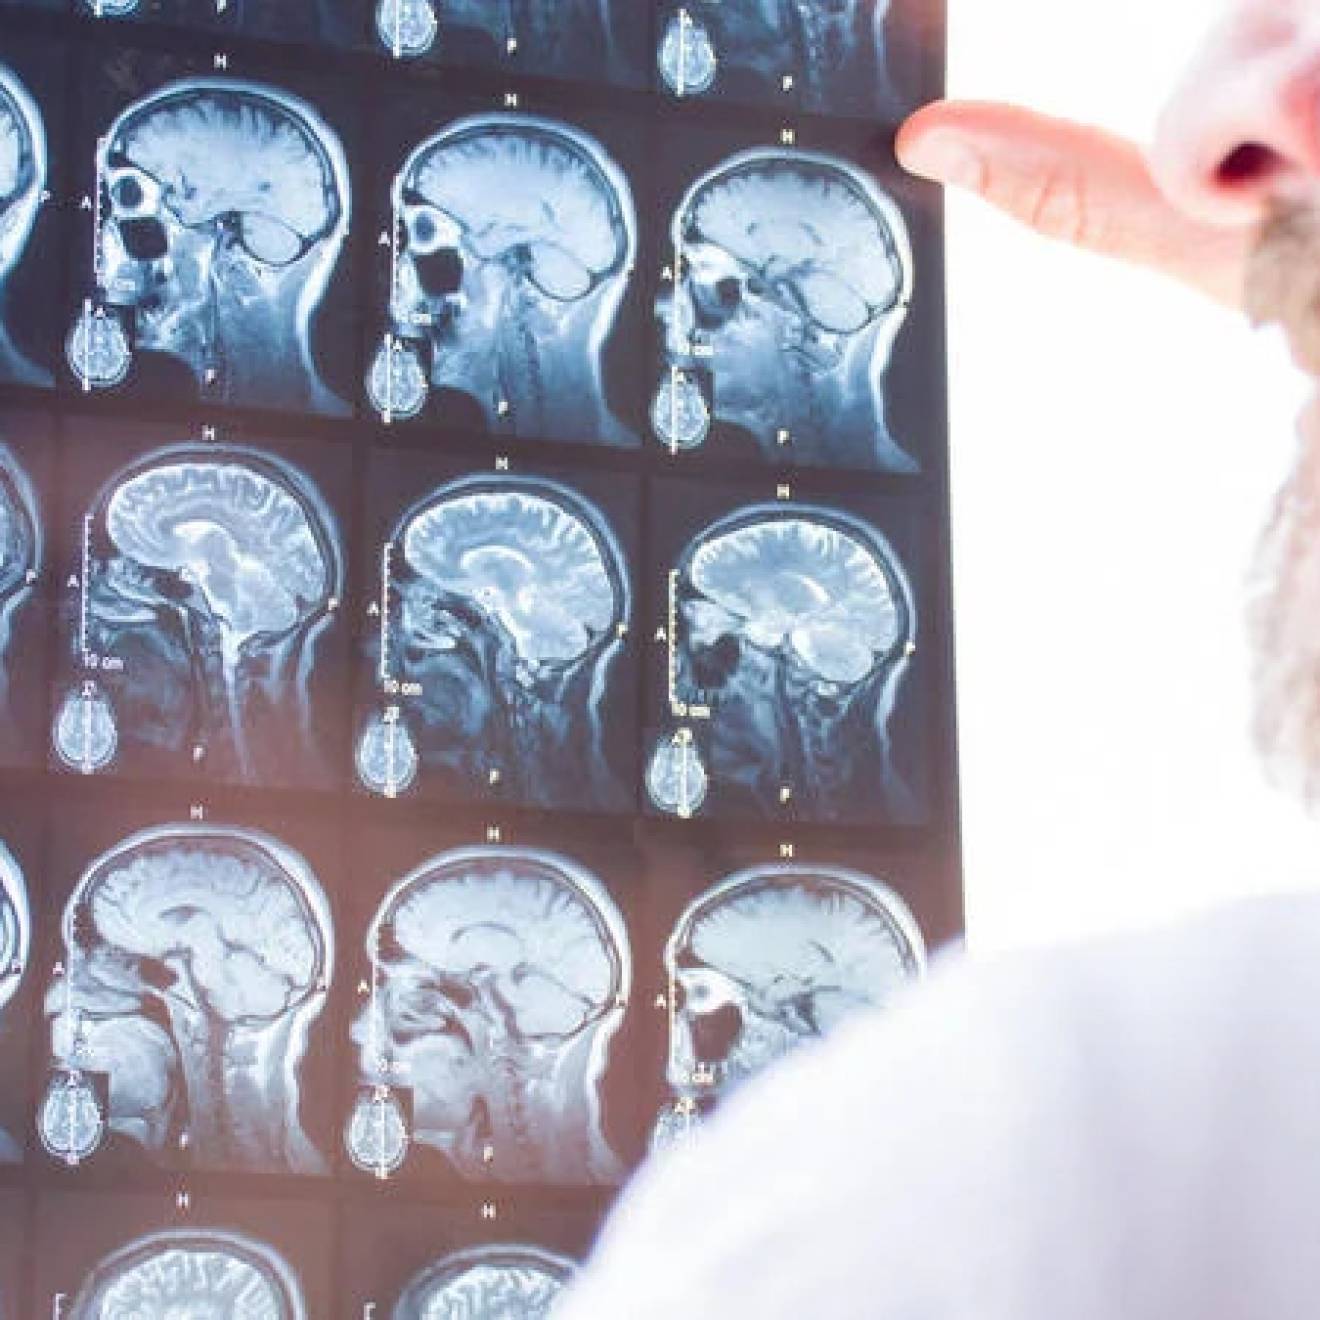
[946,0,1320,951]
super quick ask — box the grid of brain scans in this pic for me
[0,0,955,1311]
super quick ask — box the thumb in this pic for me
[896,100,1253,309]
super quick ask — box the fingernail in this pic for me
[900,132,986,190]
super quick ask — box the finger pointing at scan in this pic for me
[896,101,1253,310]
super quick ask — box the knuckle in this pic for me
[1017,165,1104,249]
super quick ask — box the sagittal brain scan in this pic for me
[41,824,333,1175]
[657,0,898,115]
[0,444,38,692]
[69,1229,306,1319]
[67,78,352,416]
[347,846,629,1185]
[653,149,915,472]
[356,475,631,809]
[52,444,343,787]
[647,503,916,822]
[653,864,923,1148]
[393,1244,576,1319]
[0,61,50,388]
[368,115,637,447]
[0,843,29,1163]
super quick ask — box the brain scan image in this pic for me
[367,115,638,447]
[393,1244,576,1318]
[646,502,917,823]
[652,863,923,1149]
[656,0,899,115]
[67,78,352,416]
[653,148,914,472]
[77,0,360,43]
[0,61,51,388]
[0,444,39,695]
[356,474,632,810]
[0,842,30,1163]
[41,824,333,1175]
[69,1229,306,1318]
[346,845,630,1186]
[52,443,343,788]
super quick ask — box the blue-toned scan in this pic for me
[656,0,899,115]
[0,445,38,695]
[77,0,359,43]
[367,115,637,447]
[393,1244,576,1318]
[70,1229,306,1318]
[346,846,630,1186]
[651,863,923,1149]
[0,843,30,1163]
[646,503,916,822]
[653,149,914,471]
[52,444,342,786]
[67,79,351,415]
[356,475,630,808]
[41,824,333,1175]
[0,62,51,388]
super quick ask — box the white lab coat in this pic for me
[557,894,1320,1318]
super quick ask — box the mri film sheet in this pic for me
[362,0,647,89]
[654,0,939,118]
[340,1201,598,1319]
[340,824,648,1189]
[364,90,648,450]
[0,410,51,770]
[640,841,926,1150]
[644,476,930,825]
[36,806,343,1179]
[0,37,68,390]
[0,805,40,1165]
[33,1191,332,1317]
[50,420,352,790]
[650,122,943,475]
[62,49,361,419]
[354,450,639,812]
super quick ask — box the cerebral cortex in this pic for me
[686,873,918,1004]
[84,836,323,1024]
[106,460,333,639]
[403,487,618,665]
[388,853,616,1036]
[688,515,902,683]
[411,126,624,275]
[116,88,336,240]
[688,160,901,309]
[0,459,33,597]
[410,1261,567,1319]
[0,89,30,209]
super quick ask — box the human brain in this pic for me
[114,84,337,240]
[406,1262,568,1319]
[687,513,903,683]
[0,81,32,210]
[72,1235,299,1320]
[687,157,901,310]
[387,851,618,1037]
[411,122,625,275]
[106,459,333,639]
[82,832,324,1024]
[682,869,921,1017]
[403,485,618,665]
[0,455,33,598]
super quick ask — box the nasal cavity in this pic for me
[1216,140,1286,189]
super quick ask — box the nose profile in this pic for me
[1152,5,1320,225]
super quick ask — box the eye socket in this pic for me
[107,168,159,220]
[525,241,594,302]
[404,204,459,257]
[237,213,308,268]
[791,269,877,335]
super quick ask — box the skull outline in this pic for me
[0,443,39,702]
[392,1243,576,1319]
[42,822,335,1174]
[368,114,638,447]
[655,862,924,1144]
[357,473,630,809]
[68,77,352,415]
[69,1228,307,1319]
[654,148,915,471]
[349,844,631,1186]
[0,841,29,1163]
[0,61,50,388]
